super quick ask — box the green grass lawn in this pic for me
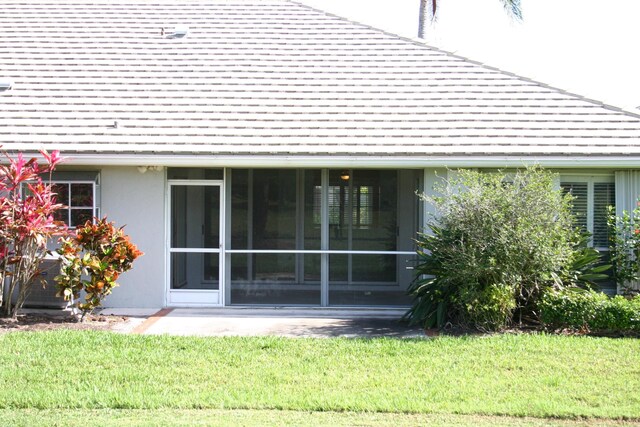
[0,331,639,424]
[2,409,639,427]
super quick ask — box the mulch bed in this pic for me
[0,312,128,333]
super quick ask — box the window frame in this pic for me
[21,177,99,230]
[50,180,98,229]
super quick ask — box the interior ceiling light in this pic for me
[340,170,350,181]
[0,81,13,91]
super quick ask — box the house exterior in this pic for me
[1,0,639,308]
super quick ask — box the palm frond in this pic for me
[501,0,523,21]
[420,0,523,34]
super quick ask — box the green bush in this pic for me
[540,289,640,333]
[607,203,640,294]
[405,167,585,331]
[56,217,143,320]
[458,282,516,331]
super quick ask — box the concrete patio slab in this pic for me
[106,308,426,338]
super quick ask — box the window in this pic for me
[51,182,97,227]
[315,184,374,228]
[22,172,99,229]
[561,176,615,249]
[354,185,373,227]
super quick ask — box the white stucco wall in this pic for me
[99,166,166,308]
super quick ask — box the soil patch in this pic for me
[0,312,128,333]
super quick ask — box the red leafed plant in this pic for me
[55,217,143,320]
[0,150,66,318]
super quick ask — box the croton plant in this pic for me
[56,218,143,320]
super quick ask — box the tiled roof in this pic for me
[1,0,639,158]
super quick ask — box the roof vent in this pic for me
[0,81,13,91]
[166,26,189,39]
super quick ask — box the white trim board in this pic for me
[9,153,640,169]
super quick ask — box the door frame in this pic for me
[165,179,225,307]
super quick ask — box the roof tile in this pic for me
[0,0,639,158]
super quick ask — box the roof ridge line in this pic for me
[430,48,640,121]
[289,0,640,121]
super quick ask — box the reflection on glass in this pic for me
[52,183,69,205]
[329,254,414,306]
[328,170,397,251]
[50,183,95,227]
[231,169,249,250]
[231,169,297,250]
[170,183,221,294]
[329,254,396,283]
[70,209,93,227]
[167,168,223,180]
[227,168,420,307]
[70,183,93,206]
[230,253,320,305]
[171,185,220,249]
[304,170,322,250]
[232,169,321,251]
[230,169,322,304]
[53,209,69,226]
[171,252,219,290]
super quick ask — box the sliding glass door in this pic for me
[228,170,321,305]
[226,168,420,307]
[327,169,417,306]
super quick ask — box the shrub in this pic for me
[540,289,640,333]
[0,150,66,318]
[405,167,584,331]
[562,234,611,290]
[55,217,143,320]
[458,282,517,331]
[607,203,640,294]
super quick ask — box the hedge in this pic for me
[539,289,640,333]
